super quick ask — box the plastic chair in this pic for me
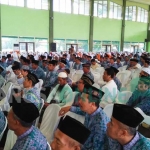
[103,104,114,118]
[47,142,51,150]
[0,117,7,141]
[116,91,132,104]
[35,79,43,91]
[40,104,61,143]
[71,71,83,82]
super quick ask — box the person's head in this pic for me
[116,57,121,64]
[78,85,104,114]
[23,73,39,88]
[51,116,90,150]
[31,60,39,69]
[7,98,39,132]
[7,54,12,61]
[48,60,56,71]
[110,66,119,76]
[58,72,67,86]
[139,68,150,77]
[144,59,150,67]
[77,75,94,92]
[129,59,138,67]
[91,59,96,65]
[21,65,30,77]
[103,68,115,82]
[24,59,30,66]
[1,56,6,62]
[42,60,48,67]
[76,57,81,64]
[100,57,104,62]
[59,59,66,69]
[124,56,129,62]
[87,56,91,61]
[107,104,144,144]
[12,65,21,75]
[63,54,67,59]
[39,55,45,61]
[82,63,90,74]
[64,69,70,75]
[110,58,115,64]
[140,56,146,64]
[137,76,150,92]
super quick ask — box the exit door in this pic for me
[19,42,35,53]
[102,44,111,52]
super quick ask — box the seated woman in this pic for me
[126,76,150,115]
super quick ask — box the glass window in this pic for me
[85,1,90,15]
[66,0,71,13]
[35,0,42,9]
[60,0,66,12]
[125,6,136,21]
[35,38,48,53]
[9,0,17,6]
[27,0,35,8]
[54,39,66,52]
[112,41,120,52]
[54,0,59,11]
[42,0,48,10]
[17,0,24,7]
[73,0,79,14]
[78,40,88,52]
[98,0,107,18]
[137,7,148,23]
[94,2,98,16]
[79,0,85,15]
[93,41,102,52]
[1,0,9,4]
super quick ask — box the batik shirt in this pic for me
[0,111,5,135]
[114,76,122,91]
[127,89,150,115]
[12,126,47,150]
[116,63,122,69]
[70,107,110,150]
[73,63,83,70]
[31,67,46,81]
[0,62,7,68]
[43,70,58,88]
[23,87,42,111]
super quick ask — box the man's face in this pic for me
[21,70,28,77]
[51,129,79,150]
[83,67,89,74]
[91,61,96,65]
[32,63,37,69]
[107,117,122,140]
[77,79,84,92]
[103,71,109,82]
[110,59,114,64]
[59,62,65,68]
[78,93,93,113]
[58,77,66,86]
[48,64,55,71]
[13,70,20,75]
[117,59,120,63]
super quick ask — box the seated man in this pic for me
[57,59,67,73]
[45,72,73,107]
[41,60,48,72]
[62,54,70,69]
[110,67,122,91]
[51,115,90,150]
[31,60,45,81]
[90,59,100,70]
[82,63,94,81]
[107,58,118,69]
[123,56,130,66]
[127,76,150,115]
[100,68,118,108]
[116,57,122,69]
[41,60,58,99]
[0,56,7,68]
[64,69,72,86]
[73,57,83,70]
[7,54,14,66]
[59,85,110,150]
[12,65,24,85]
[7,98,48,149]
[127,59,141,70]
[106,104,150,149]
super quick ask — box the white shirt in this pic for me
[135,63,141,69]
[100,80,118,108]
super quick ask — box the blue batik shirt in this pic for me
[114,76,122,91]
[12,126,47,150]
[70,107,110,150]
[0,111,5,135]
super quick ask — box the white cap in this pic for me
[58,72,67,78]
[142,67,150,75]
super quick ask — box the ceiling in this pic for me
[129,0,150,5]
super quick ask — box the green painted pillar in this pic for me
[89,0,94,52]
[120,0,126,51]
[0,4,1,51]
[146,6,150,52]
[49,0,54,52]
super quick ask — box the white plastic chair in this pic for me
[47,142,51,150]
[35,98,45,127]
[93,72,100,83]
[71,71,83,82]
[116,70,131,87]
[0,117,7,141]
[35,79,43,91]
[40,104,61,143]
[116,91,132,104]
[118,65,127,72]
[103,104,114,118]
[93,83,100,89]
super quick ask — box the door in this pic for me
[19,42,35,53]
[102,44,111,52]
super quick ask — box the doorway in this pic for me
[19,42,35,53]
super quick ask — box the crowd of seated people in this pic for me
[0,50,150,150]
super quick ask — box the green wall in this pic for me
[0,0,149,47]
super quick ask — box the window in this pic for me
[137,7,148,23]
[27,0,48,10]
[35,38,48,53]
[93,41,102,52]
[73,0,79,14]
[112,41,120,51]
[78,40,88,52]
[1,0,8,4]
[98,0,107,18]
[94,2,98,16]
[54,39,66,52]
[125,6,136,21]
[109,2,122,19]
